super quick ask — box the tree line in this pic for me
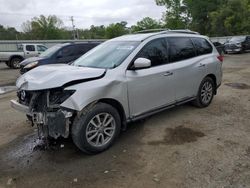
[0,0,249,40]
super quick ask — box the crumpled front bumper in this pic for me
[10,99,73,139]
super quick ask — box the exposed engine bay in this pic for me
[16,89,75,139]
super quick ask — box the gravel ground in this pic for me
[0,54,250,188]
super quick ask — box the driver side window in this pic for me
[136,38,168,67]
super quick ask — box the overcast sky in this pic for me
[0,0,166,31]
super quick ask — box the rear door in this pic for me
[167,37,208,101]
[126,38,176,117]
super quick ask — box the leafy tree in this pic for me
[131,17,163,32]
[156,0,190,29]
[22,15,64,39]
[209,0,250,36]
[105,22,129,39]
[0,25,20,40]
[183,0,222,35]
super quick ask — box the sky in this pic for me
[0,0,166,31]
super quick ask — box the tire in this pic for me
[192,77,215,108]
[72,103,121,154]
[10,57,22,69]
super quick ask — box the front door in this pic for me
[126,38,176,117]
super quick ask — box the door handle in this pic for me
[198,63,205,67]
[163,71,173,76]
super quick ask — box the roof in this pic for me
[110,30,202,42]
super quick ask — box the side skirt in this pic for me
[127,97,196,123]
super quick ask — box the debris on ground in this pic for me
[104,170,109,174]
[153,175,160,183]
[7,178,13,185]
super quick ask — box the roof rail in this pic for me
[166,29,200,35]
[134,29,199,35]
[134,28,170,34]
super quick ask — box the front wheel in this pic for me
[193,77,215,108]
[72,103,121,154]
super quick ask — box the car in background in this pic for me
[213,41,225,55]
[20,42,101,74]
[0,44,47,69]
[224,36,250,54]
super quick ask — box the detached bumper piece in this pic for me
[10,99,73,139]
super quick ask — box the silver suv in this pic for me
[11,30,223,154]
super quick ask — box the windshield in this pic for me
[74,41,139,69]
[39,44,63,57]
[230,36,246,43]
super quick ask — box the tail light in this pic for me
[217,55,223,62]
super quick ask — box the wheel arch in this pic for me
[9,55,24,62]
[98,98,127,130]
[205,74,217,94]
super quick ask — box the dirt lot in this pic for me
[0,54,250,188]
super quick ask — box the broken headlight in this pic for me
[47,90,75,108]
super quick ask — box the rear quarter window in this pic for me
[167,37,196,63]
[192,37,213,56]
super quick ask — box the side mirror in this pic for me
[133,58,151,69]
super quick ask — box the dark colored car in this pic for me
[213,41,225,55]
[224,36,250,54]
[20,42,101,74]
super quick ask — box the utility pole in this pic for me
[70,16,77,40]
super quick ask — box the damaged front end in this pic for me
[11,89,75,139]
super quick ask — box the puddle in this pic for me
[148,126,205,145]
[225,83,250,89]
[0,86,17,94]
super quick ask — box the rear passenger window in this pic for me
[192,38,212,55]
[136,38,168,67]
[167,37,196,63]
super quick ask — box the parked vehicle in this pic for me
[20,42,101,74]
[11,30,223,154]
[0,44,47,69]
[224,36,250,54]
[213,41,225,55]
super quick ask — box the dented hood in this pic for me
[16,64,106,90]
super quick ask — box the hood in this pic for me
[16,64,106,90]
[20,56,45,66]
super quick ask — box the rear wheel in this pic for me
[72,103,121,154]
[193,77,215,108]
[10,57,22,69]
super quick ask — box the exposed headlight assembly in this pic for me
[47,90,75,108]
[24,61,38,69]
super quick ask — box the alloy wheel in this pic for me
[86,113,116,147]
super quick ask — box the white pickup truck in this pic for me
[0,44,47,69]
